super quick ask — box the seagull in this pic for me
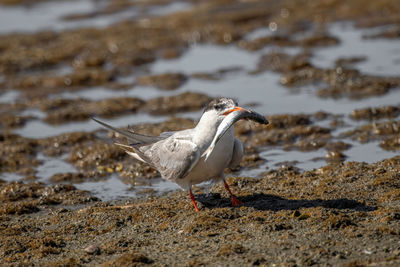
[93,98,268,211]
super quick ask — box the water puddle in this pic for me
[260,148,326,171]
[0,0,192,34]
[19,64,74,77]
[75,175,180,201]
[15,113,165,138]
[344,140,399,164]
[245,27,274,41]
[147,1,192,16]
[0,0,96,34]
[57,84,176,101]
[0,90,19,103]
[152,44,300,74]
[257,140,399,174]
[18,108,47,119]
[0,172,23,182]
[14,110,202,139]
[183,71,400,116]
[35,153,77,182]
[152,44,263,74]
[311,23,400,76]
[74,175,133,201]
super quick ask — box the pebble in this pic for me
[84,244,100,255]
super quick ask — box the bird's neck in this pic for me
[193,111,223,146]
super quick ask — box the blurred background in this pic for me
[0,0,399,200]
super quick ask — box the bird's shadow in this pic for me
[196,193,376,212]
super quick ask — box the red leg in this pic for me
[223,180,243,207]
[190,188,200,212]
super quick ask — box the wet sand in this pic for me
[1,0,400,265]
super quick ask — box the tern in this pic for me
[93,98,269,211]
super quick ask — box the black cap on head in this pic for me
[203,98,238,113]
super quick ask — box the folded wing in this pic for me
[93,117,200,180]
[141,138,200,181]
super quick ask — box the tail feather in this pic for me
[92,117,164,145]
[114,142,154,166]
[114,142,135,153]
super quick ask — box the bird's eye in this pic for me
[214,104,223,110]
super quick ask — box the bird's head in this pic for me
[203,97,249,122]
[198,97,269,132]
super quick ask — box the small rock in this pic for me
[84,244,100,255]
[325,150,346,162]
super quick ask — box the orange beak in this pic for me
[223,106,249,116]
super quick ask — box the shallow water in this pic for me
[311,23,400,76]
[14,112,177,138]
[0,172,23,182]
[256,140,398,173]
[184,72,400,115]
[57,84,176,101]
[0,90,19,103]
[75,175,180,202]
[0,0,96,34]
[344,140,399,164]
[74,175,135,201]
[35,153,77,182]
[17,109,46,120]
[152,44,261,74]
[0,0,191,34]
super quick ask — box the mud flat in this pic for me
[0,156,399,266]
[1,0,400,265]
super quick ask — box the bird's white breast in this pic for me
[175,127,235,189]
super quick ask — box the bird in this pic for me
[93,97,268,211]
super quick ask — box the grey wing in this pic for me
[142,138,200,181]
[228,138,244,168]
[158,129,194,139]
[159,131,175,138]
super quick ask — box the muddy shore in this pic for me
[1,0,400,265]
[1,157,400,266]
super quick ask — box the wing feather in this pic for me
[142,138,200,180]
[92,118,200,180]
[228,138,244,168]
[92,117,164,144]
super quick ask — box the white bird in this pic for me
[93,98,268,211]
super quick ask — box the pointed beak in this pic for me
[223,106,250,116]
[223,106,269,125]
